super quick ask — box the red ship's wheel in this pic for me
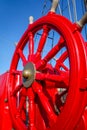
[8,12,87,130]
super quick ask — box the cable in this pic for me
[71,0,77,22]
[58,2,62,15]
[67,0,72,21]
[81,0,87,40]
[61,0,64,15]
[61,0,72,13]
[84,0,87,11]
[82,0,85,13]
[41,0,48,16]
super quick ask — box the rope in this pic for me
[84,0,87,11]
[67,0,72,21]
[61,0,64,15]
[58,4,62,15]
[71,0,77,22]
[41,0,48,16]
[82,0,87,40]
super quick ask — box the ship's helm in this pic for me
[0,0,87,130]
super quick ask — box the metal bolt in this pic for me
[22,69,32,80]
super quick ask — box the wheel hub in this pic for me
[22,62,36,88]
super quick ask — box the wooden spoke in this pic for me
[36,72,69,88]
[36,25,50,56]
[27,88,36,130]
[36,38,64,70]
[32,81,57,124]
[28,32,34,56]
[18,49,27,65]
[55,51,69,71]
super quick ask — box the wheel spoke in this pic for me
[58,51,68,62]
[36,37,64,70]
[55,51,69,71]
[36,25,50,56]
[55,62,69,72]
[32,81,57,124]
[43,37,64,62]
[60,63,69,71]
[11,70,22,75]
[28,32,34,56]
[36,72,69,88]
[27,88,36,130]
[18,49,27,66]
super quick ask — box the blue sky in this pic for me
[0,0,44,74]
[0,0,86,74]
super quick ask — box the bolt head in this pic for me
[22,69,32,80]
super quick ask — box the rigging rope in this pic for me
[41,0,48,16]
[67,0,72,21]
[82,0,87,40]
[71,0,77,22]
[58,2,62,15]
[84,0,87,11]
